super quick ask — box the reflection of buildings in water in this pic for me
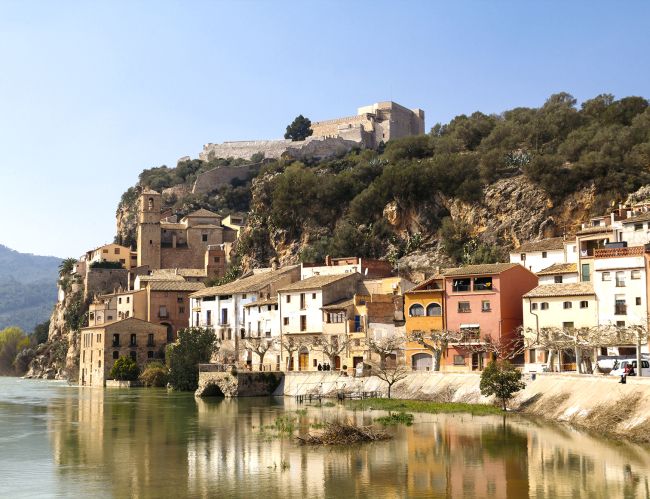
[514,418,650,498]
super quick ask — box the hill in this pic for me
[116,92,650,279]
[0,245,60,332]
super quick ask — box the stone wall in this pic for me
[196,370,283,397]
[192,164,258,195]
[85,268,129,300]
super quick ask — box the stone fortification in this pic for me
[192,164,258,195]
[199,136,362,162]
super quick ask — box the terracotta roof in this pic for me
[321,298,354,310]
[138,274,185,282]
[81,317,166,331]
[147,280,206,292]
[443,263,519,277]
[151,268,207,278]
[515,237,565,253]
[536,263,578,276]
[622,212,650,225]
[189,224,221,229]
[191,266,299,297]
[410,274,446,292]
[524,283,595,298]
[160,223,185,230]
[184,208,220,218]
[576,225,613,235]
[278,273,359,292]
[243,298,278,308]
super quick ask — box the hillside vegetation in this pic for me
[117,93,650,273]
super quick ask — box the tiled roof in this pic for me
[185,208,220,218]
[536,263,578,276]
[147,280,206,292]
[410,274,446,292]
[514,237,565,253]
[189,224,221,229]
[160,222,185,230]
[151,268,207,278]
[622,212,650,225]
[277,273,359,292]
[243,298,278,308]
[321,298,354,310]
[576,225,612,235]
[443,263,519,277]
[191,266,299,297]
[138,274,185,282]
[81,317,166,331]
[524,283,594,298]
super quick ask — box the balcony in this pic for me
[595,246,644,258]
[615,304,627,315]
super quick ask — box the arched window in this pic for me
[409,304,425,317]
[426,303,442,316]
[147,197,154,210]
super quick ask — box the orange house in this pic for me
[404,275,445,371]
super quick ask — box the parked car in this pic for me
[609,359,650,377]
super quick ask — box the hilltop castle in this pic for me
[200,101,425,161]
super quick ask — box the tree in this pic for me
[409,329,463,371]
[31,321,50,345]
[284,115,313,141]
[367,335,404,368]
[167,327,219,391]
[279,336,309,371]
[139,361,169,387]
[312,335,351,368]
[109,356,140,381]
[244,337,277,370]
[479,360,525,411]
[372,364,410,399]
[0,327,30,375]
[58,258,77,278]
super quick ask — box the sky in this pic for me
[0,0,648,258]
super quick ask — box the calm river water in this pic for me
[1,378,650,498]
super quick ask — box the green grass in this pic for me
[348,398,503,416]
[375,412,415,426]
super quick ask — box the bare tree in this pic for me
[372,364,410,399]
[408,329,463,371]
[312,334,352,368]
[367,335,405,368]
[279,336,311,371]
[244,337,278,370]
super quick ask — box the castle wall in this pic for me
[161,247,206,270]
[85,269,129,300]
[192,165,257,195]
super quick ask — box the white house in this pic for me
[300,256,392,279]
[536,263,578,285]
[510,237,571,273]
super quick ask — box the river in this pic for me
[1,377,649,498]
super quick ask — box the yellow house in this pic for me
[404,275,445,371]
[85,243,135,270]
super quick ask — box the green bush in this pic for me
[167,327,218,391]
[109,356,140,381]
[479,360,525,411]
[139,361,169,387]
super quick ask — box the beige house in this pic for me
[79,318,167,387]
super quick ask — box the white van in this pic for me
[609,359,650,377]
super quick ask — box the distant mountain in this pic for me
[0,245,60,332]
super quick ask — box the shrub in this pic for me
[139,361,169,387]
[167,327,219,391]
[479,360,525,411]
[109,356,140,381]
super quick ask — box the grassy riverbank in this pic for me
[347,398,503,416]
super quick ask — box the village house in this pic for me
[277,273,361,371]
[189,266,301,366]
[510,237,576,273]
[300,256,393,280]
[443,263,538,372]
[84,243,137,270]
[79,318,167,387]
[536,263,578,285]
[522,283,598,372]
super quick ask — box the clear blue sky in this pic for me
[1,0,648,258]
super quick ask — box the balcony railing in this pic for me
[595,246,645,258]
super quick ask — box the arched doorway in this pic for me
[412,353,433,371]
[334,355,341,370]
[162,323,173,343]
[298,347,309,371]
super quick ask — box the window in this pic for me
[114,248,120,254]
[602,272,611,281]
[636,297,642,306]
[632,270,641,280]
[202,234,208,242]
[616,271,625,287]
[580,301,589,309]
[542,251,547,258]
[554,275,563,283]
[520,253,526,260]
[129,351,136,361]
[214,256,220,263]
[221,308,228,325]
[102,249,109,253]
[581,264,590,282]
[126,296,130,304]
[529,349,536,363]
[159,306,168,318]
[206,310,212,326]
[473,277,493,291]
[540,302,549,310]
[426,303,442,316]
[481,300,491,312]
[113,351,119,359]
[300,293,306,310]
[531,303,538,310]
[635,223,644,231]
[130,334,137,346]
[147,333,154,347]
[452,278,471,292]
[300,315,307,332]
[177,296,184,303]
[409,304,425,317]
[286,295,291,304]
[458,301,471,313]
[453,355,465,366]
[147,351,154,359]
[179,306,185,314]
[562,322,574,330]
[616,321,626,327]
[312,293,316,299]
[563,301,572,309]
[119,259,125,264]
[283,317,289,326]
[328,312,345,323]
[112,334,120,347]
[615,296,626,315]
[118,297,122,304]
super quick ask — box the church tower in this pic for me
[136,189,162,269]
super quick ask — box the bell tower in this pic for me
[136,189,162,269]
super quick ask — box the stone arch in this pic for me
[198,383,225,397]
[412,352,433,371]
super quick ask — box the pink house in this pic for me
[443,263,538,371]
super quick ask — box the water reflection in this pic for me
[1,379,650,498]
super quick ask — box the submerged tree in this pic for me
[372,364,410,399]
[367,335,404,368]
[167,327,219,391]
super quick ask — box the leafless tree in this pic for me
[279,336,311,371]
[244,337,278,370]
[367,335,405,368]
[408,329,463,371]
[372,364,410,399]
[312,334,352,368]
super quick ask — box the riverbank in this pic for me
[347,398,503,416]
